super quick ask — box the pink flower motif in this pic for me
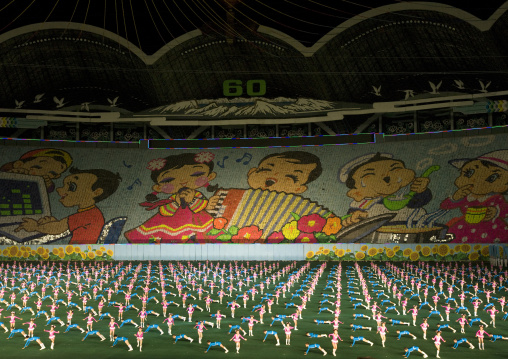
[194,152,215,163]
[297,214,326,233]
[295,232,317,243]
[147,158,166,171]
[267,231,285,243]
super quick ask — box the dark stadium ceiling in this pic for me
[1,1,503,54]
[1,1,508,125]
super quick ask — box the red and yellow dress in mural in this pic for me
[441,150,508,243]
[441,194,508,243]
[124,191,214,243]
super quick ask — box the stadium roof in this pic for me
[1,1,508,125]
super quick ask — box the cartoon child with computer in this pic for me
[15,167,121,244]
[1,148,73,192]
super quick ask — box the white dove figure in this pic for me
[81,102,92,112]
[370,85,382,97]
[53,96,68,109]
[453,80,465,90]
[399,90,415,101]
[479,80,491,93]
[428,80,442,94]
[15,100,25,109]
[107,96,119,107]
[33,93,45,103]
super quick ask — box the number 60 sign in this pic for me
[223,79,266,97]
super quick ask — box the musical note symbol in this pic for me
[127,178,142,190]
[123,160,132,168]
[235,152,253,165]
[217,156,229,168]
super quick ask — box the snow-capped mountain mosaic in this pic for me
[147,98,344,118]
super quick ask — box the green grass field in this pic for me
[0,260,507,359]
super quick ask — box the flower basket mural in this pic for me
[207,212,342,243]
[304,243,490,262]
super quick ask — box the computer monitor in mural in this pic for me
[0,172,52,242]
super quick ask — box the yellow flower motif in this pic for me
[469,252,480,261]
[1,249,7,257]
[319,247,324,251]
[315,251,322,256]
[403,248,412,257]
[58,252,65,259]
[9,247,18,257]
[52,248,59,255]
[31,250,37,256]
[332,246,337,251]
[410,252,419,261]
[106,249,114,257]
[306,251,315,259]
[336,249,345,257]
[368,248,378,257]
[19,246,25,252]
[378,248,384,253]
[481,246,489,256]
[88,245,92,251]
[437,244,449,257]
[421,246,431,257]
[393,246,400,253]
[74,247,81,253]
[415,245,422,252]
[360,245,368,252]
[25,246,31,253]
[42,253,49,260]
[37,247,44,255]
[386,249,395,258]
[80,252,86,260]
[87,252,95,259]
[65,245,74,255]
[323,249,330,255]
[355,252,366,260]
[449,249,455,255]
[432,246,438,254]
[454,244,462,252]
[95,250,103,257]
[461,244,471,253]
[100,246,106,252]
[346,249,351,253]
[473,244,481,251]
[23,251,30,258]
[282,221,300,241]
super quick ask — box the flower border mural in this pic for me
[0,245,114,261]
[304,243,491,262]
[0,243,495,262]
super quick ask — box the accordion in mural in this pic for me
[208,188,332,239]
